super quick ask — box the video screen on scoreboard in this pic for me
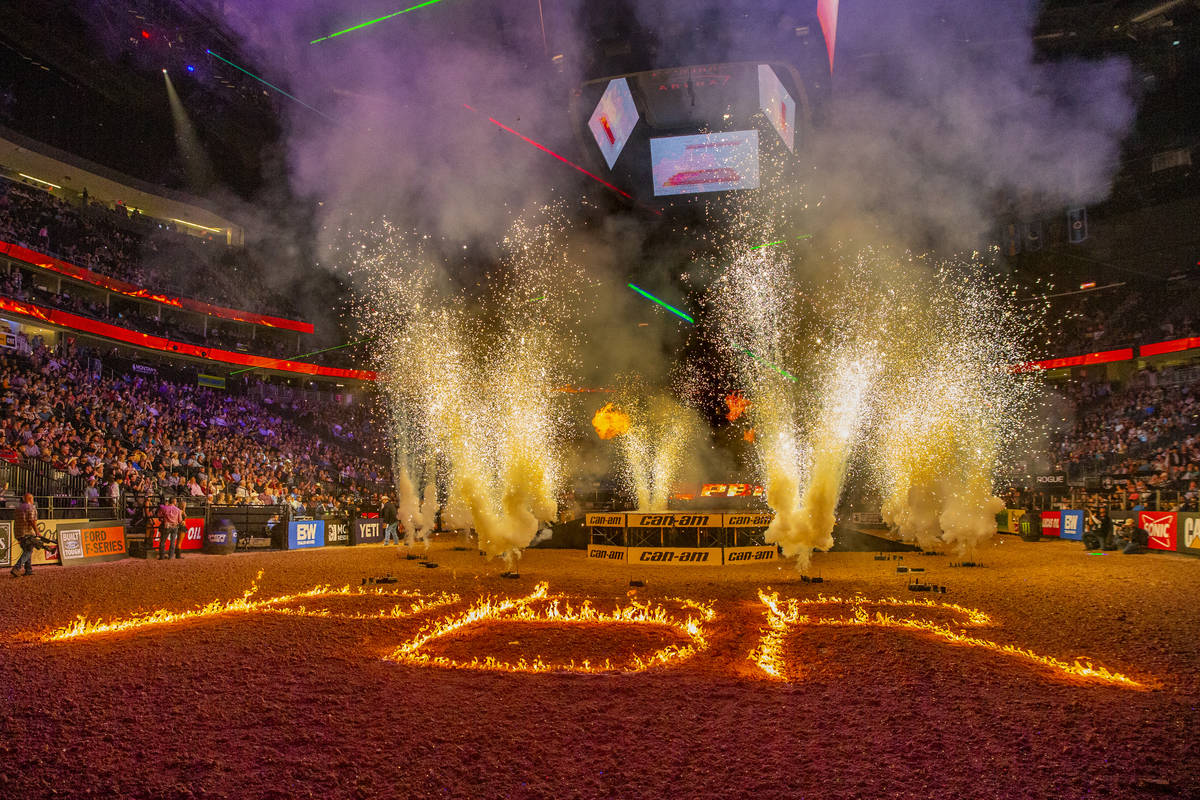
[649,131,760,196]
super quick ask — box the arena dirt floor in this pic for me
[1,535,1197,800]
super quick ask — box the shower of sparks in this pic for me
[751,591,1142,687]
[43,571,459,642]
[387,582,716,674]
[352,213,585,566]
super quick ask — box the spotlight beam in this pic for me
[206,49,333,121]
[310,0,451,44]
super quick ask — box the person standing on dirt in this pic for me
[158,496,184,560]
[380,495,400,545]
[11,492,37,577]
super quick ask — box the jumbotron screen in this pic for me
[650,131,760,196]
[574,60,813,206]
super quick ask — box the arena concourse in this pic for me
[1,1,1198,799]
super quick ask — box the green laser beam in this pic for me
[206,50,333,120]
[626,283,695,324]
[749,233,813,250]
[229,339,367,376]
[310,0,451,43]
[527,295,546,302]
[740,346,798,382]
[624,282,797,382]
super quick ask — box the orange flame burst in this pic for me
[591,402,631,440]
[725,392,751,422]
[387,582,715,674]
[743,428,756,442]
[750,591,1142,687]
[43,570,459,642]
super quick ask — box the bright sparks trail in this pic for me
[205,50,333,120]
[751,591,1142,687]
[387,582,715,674]
[626,283,695,323]
[310,0,451,44]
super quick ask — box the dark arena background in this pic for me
[1,1,1199,798]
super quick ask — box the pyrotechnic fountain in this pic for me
[591,392,702,511]
[353,217,583,568]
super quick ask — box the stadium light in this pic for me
[168,218,223,233]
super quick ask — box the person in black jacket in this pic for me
[1083,507,1116,550]
[380,495,400,545]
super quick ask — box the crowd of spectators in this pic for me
[0,175,297,318]
[1052,365,1200,510]
[0,334,390,516]
[1036,280,1200,358]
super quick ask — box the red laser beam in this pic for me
[465,105,659,214]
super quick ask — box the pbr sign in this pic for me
[287,520,325,550]
[1137,512,1177,552]
[586,544,627,562]
[627,547,722,565]
[1040,511,1061,537]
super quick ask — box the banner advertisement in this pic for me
[723,546,777,564]
[1137,512,1177,552]
[1031,473,1068,492]
[0,521,11,568]
[286,520,325,550]
[997,509,1025,534]
[351,518,384,546]
[626,513,723,528]
[849,511,884,526]
[627,546,722,565]
[586,544,627,563]
[325,519,350,546]
[1175,513,1200,555]
[58,522,128,567]
[182,517,204,550]
[724,513,774,528]
[31,517,85,566]
[585,513,626,527]
[1060,510,1084,541]
[1040,511,1061,537]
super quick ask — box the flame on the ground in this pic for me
[387,582,715,674]
[725,392,752,422]
[591,402,631,440]
[750,590,1141,687]
[744,428,756,442]
[43,570,460,642]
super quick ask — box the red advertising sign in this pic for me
[149,517,204,550]
[1137,512,1177,551]
[1040,511,1061,537]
